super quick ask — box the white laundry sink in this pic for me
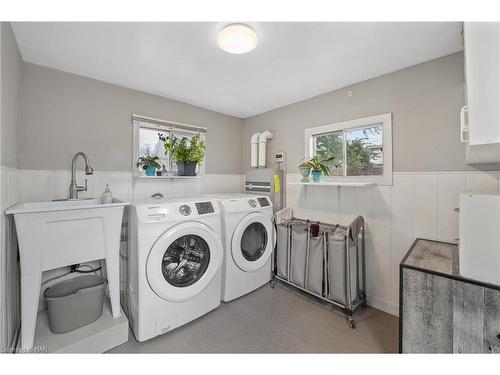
[7,197,127,214]
[6,198,129,350]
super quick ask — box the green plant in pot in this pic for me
[136,154,161,176]
[305,156,339,182]
[159,133,206,176]
[298,158,312,182]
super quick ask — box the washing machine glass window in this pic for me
[161,235,211,287]
[240,222,268,262]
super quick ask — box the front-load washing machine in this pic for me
[126,196,223,342]
[205,193,274,302]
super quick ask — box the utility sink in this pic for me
[6,198,129,350]
[7,197,128,214]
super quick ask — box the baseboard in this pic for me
[367,296,399,317]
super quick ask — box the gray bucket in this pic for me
[44,275,105,334]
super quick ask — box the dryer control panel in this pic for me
[220,195,273,213]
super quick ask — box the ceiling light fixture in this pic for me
[217,24,258,54]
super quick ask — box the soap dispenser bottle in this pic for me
[102,184,113,204]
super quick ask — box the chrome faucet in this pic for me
[69,152,94,200]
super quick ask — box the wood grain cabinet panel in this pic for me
[401,268,453,353]
[453,283,500,353]
[400,239,500,353]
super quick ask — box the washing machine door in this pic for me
[231,212,273,272]
[146,222,223,302]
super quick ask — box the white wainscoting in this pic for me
[18,170,245,202]
[0,166,20,351]
[286,171,500,316]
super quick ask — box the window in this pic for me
[305,113,392,185]
[132,114,207,178]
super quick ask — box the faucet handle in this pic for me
[77,179,88,192]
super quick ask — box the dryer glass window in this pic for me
[162,235,211,287]
[241,222,268,262]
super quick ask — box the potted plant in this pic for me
[298,158,312,182]
[136,154,161,176]
[305,156,339,182]
[159,133,206,176]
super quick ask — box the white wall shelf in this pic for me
[288,181,375,187]
[135,175,201,180]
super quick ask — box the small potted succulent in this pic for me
[159,133,206,176]
[305,155,339,182]
[298,158,312,182]
[136,154,161,176]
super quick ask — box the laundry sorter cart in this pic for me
[271,214,367,328]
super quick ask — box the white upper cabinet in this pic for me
[463,22,500,163]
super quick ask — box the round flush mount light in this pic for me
[217,24,258,54]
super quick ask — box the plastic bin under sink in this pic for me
[43,275,106,334]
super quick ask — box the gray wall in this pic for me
[243,52,475,173]
[1,23,22,169]
[20,63,245,174]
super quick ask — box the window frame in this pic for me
[304,113,393,185]
[132,114,207,179]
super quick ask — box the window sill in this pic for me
[288,181,375,187]
[135,175,202,180]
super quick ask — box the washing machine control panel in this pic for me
[257,197,270,207]
[248,199,257,208]
[195,202,215,215]
[136,199,219,223]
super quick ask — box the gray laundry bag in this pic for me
[307,233,324,296]
[327,228,358,304]
[275,223,289,278]
[290,223,308,288]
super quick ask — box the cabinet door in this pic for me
[464,22,500,146]
[401,268,454,353]
[453,281,500,353]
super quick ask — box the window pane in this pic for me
[346,125,383,176]
[313,132,344,176]
[169,131,201,175]
[139,127,169,174]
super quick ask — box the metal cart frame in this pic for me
[271,215,367,328]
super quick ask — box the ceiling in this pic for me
[12,22,462,118]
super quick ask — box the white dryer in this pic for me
[205,193,274,302]
[126,197,223,342]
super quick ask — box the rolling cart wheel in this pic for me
[270,280,275,289]
[346,318,355,329]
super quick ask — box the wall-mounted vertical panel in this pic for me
[365,186,392,309]
[390,174,413,305]
[438,173,466,242]
[465,171,498,192]
[413,174,438,240]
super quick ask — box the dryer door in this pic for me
[231,212,273,272]
[146,222,223,302]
